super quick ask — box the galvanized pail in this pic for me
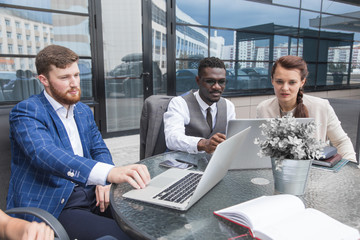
[271,158,312,195]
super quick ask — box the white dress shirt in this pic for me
[44,91,113,186]
[164,91,236,154]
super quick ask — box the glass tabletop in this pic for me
[110,151,360,240]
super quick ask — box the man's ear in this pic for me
[195,75,201,86]
[38,74,49,87]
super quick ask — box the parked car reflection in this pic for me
[1,69,43,101]
[240,67,270,88]
[225,69,251,90]
[106,53,163,98]
[176,69,198,94]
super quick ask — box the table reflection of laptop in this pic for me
[226,118,314,170]
[122,127,251,211]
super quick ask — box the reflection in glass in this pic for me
[322,0,359,15]
[176,25,208,59]
[306,63,317,87]
[211,0,299,29]
[176,60,199,95]
[318,14,360,41]
[351,44,360,85]
[210,29,235,60]
[78,59,92,98]
[0,57,43,102]
[236,32,270,62]
[102,0,143,132]
[299,10,321,33]
[301,0,321,12]
[152,0,167,95]
[176,0,208,26]
[272,0,299,8]
[0,0,89,13]
[0,8,91,56]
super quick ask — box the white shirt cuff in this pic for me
[87,162,114,186]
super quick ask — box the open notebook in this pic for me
[123,127,251,211]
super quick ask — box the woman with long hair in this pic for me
[256,55,356,163]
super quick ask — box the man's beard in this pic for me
[49,83,81,105]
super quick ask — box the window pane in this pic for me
[305,63,317,87]
[78,59,92,98]
[273,0,299,8]
[236,32,271,61]
[0,8,91,56]
[176,60,199,95]
[319,14,360,41]
[300,10,321,34]
[301,0,321,12]
[0,0,89,14]
[322,0,360,15]
[0,57,44,102]
[176,25,208,59]
[176,0,208,26]
[211,0,299,30]
[302,37,319,62]
[351,42,360,85]
[210,29,234,60]
[102,0,143,132]
[152,1,167,95]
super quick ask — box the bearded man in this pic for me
[7,45,151,239]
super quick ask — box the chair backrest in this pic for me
[327,98,360,164]
[140,95,173,160]
[0,107,12,210]
[6,207,70,240]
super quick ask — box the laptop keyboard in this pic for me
[153,172,202,204]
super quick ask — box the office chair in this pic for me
[5,207,69,240]
[140,95,173,160]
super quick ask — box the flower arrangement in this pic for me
[254,115,326,161]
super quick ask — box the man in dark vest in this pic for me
[164,57,236,154]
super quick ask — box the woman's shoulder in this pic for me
[257,97,278,108]
[303,94,329,106]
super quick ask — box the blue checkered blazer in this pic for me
[6,91,114,220]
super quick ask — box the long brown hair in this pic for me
[272,55,309,118]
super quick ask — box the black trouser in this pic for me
[58,186,130,240]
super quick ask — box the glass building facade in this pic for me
[0,0,359,136]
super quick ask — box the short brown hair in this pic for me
[35,45,79,79]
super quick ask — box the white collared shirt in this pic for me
[44,91,113,186]
[163,91,236,154]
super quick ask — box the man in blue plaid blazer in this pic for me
[7,45,151,239]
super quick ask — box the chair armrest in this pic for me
[5,207,69,240]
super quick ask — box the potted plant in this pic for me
[254,115,326,195]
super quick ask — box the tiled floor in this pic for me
[104,134,140,166]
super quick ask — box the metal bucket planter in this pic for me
[271,158,312,196]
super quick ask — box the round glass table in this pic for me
[110,151,360,240]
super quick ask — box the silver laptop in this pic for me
[122,127,251,211]
[226,118,314,170]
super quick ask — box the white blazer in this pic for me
[256,94,356,163]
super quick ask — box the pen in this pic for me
[175,158,197,167]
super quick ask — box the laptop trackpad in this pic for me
[149,176,176,188]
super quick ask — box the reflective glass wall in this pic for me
[0,0,92,102]
[175,0,360,95]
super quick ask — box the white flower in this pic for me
[255,115,326,160]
